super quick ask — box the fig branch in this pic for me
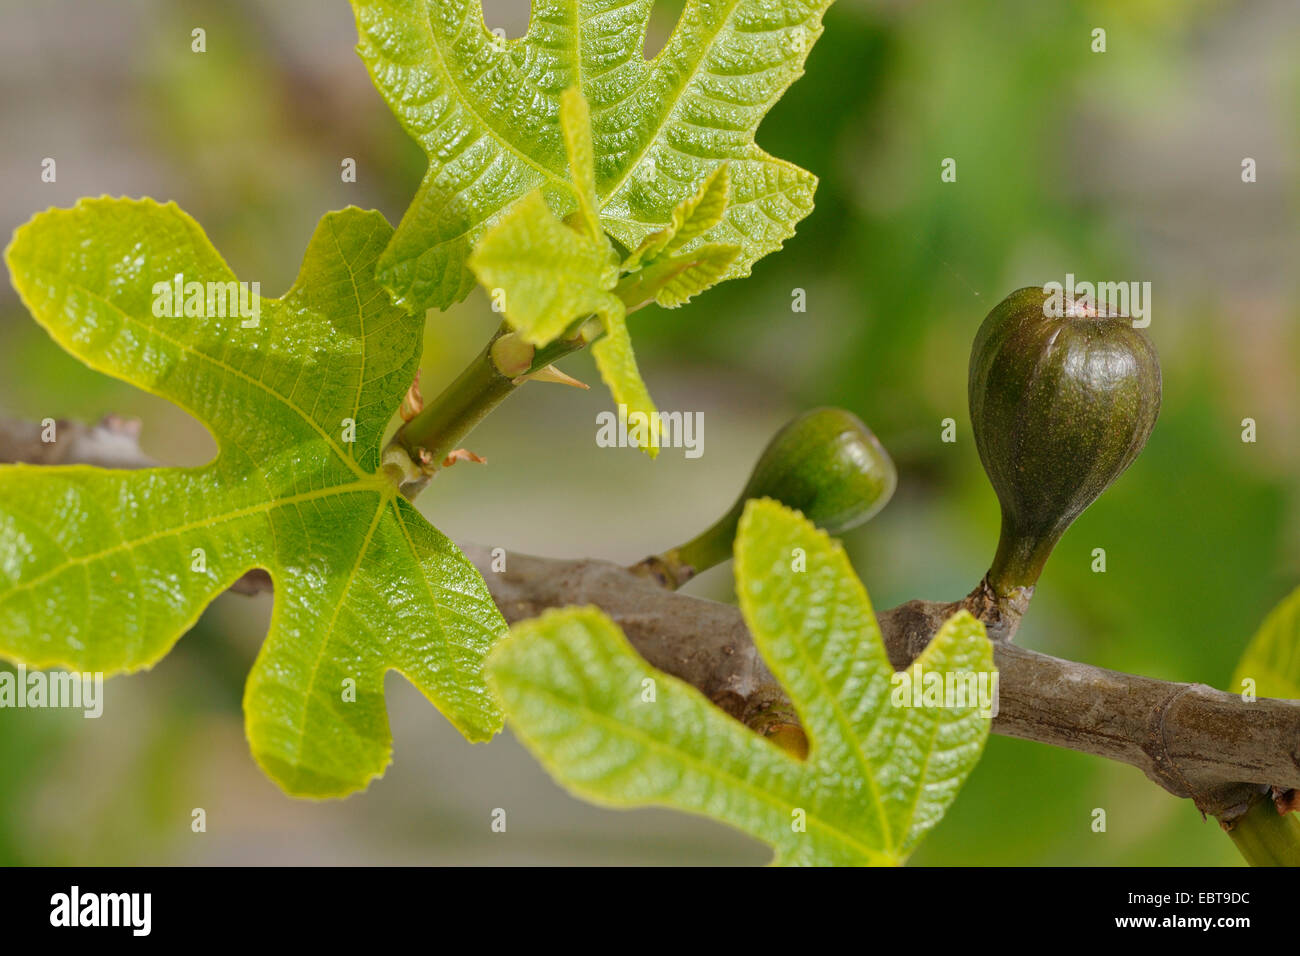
[464,544,1300,824]
[3,410,1296,826]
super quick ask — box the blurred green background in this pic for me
[1,0,1297,865]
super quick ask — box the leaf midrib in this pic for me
[736,538,895,855]
[283,496,390,788]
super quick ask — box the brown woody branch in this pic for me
[462,547,1299,823]
[3,417,1296,824]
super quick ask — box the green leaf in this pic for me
[487,499,995,865]
[559,87,602,245]
[2,198,507,797]
[624,165,732,271]
[467,190,621,348]
[636,242,743,309]
[1233,585,1300,699]
[350,0,827,314]
[617,164,742,308]
[589,314,660,458]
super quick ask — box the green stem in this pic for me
[529,324,594,372]
[987,517,1056,599]
[644,508,743,589]
[383,324,588,498]
[1228,797,1300,866]
[388,328,515,473]
[380,257,686,498]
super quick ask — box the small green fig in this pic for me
[635,407,896,588]
[970,286,1161,598]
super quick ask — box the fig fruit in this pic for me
[637,407,896,588]
[970,286,1161,598]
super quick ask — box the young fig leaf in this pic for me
[488,499,995,866]
[2,199,507,798]
[467,185,661,457]
[467,190,622,349]
[621,242,743,311]
[590,316,663,458]
[624,165,733,272]
[559,87,603,246]
[467,87,663,456]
